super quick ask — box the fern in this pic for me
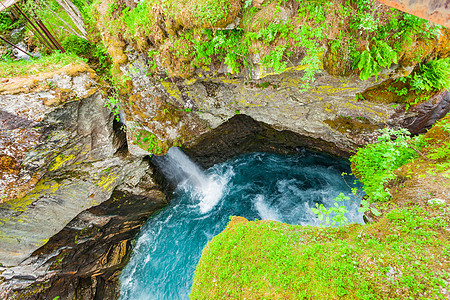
[410,57,450,92]
[357,41,397,81]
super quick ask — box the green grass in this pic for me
[191,202,450,299]
[0,52,86,77]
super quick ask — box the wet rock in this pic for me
[400,90,450,135]
[0,63,133,268]
[184,114,350,169]
[119,48,208,156]
[0,166,167,299]
[159,69,395,155]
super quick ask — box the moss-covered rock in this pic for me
[192,205,449,299]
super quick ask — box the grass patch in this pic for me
[192,204,449,299]
[0,52,86,78]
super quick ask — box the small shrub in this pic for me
[350,128,422,202]
[62,35,111,74]
[311,193,349,226]
[0,11,15,31]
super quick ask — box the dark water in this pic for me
[119,150,363,300]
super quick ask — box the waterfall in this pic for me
[120,151,363,300]
[152,147,227,214]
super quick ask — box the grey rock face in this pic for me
[0,65,126,266]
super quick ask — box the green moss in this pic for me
[192,203,450,299]
[324,116,379,135]
[89,0,448,92]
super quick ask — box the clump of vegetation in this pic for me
[192,204,450,299]
[408,57,450,92]
[351,113,450,203]
[350,128,425,202]
[0,51,86,77]
[89,0,447,91]
[0,11,15,31]
[61,35,111,75]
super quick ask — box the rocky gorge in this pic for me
[0,0,449,298]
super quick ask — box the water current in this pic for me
[119,148,363,300]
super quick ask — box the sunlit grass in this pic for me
[0,51,86,78]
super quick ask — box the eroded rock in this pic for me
[0,164,167,299]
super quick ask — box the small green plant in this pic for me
[61,35,111,74]
[104,96,121,122]
[409,57,450,92]
[386,86,408,96]
[350,128,424,202]
[357,40,397,81]
[358,199,381,216]
[0,11,15,31]
[311,193,350,226]
[135,130,163,154]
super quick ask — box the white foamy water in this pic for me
[154,147,229,214]
[254,195,283,221]
[120,151,364,300]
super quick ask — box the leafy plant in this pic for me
[358,198,381,216]
[357,40,397,80]
[0,11,15,31]
[193,29,248,74]
[409,57,450,92]
[311,193,350,226]
[350,128,423,202]
[104,96,121,122]
[261,44,288,74]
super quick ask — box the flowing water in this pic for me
[119,148,363,300]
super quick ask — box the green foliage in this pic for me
[356,40,397,81]
[104,96,121,122]
[194,0,230,26]
[351,0,372,11]
[409,57,450,92]
[425,117,450,172]
[260,44,288,74]
[291,24,324,89]
[350,128,422,202]
[193,29,248,74]
[427,140,450,160]
[311,193,349,226]
[358,198,381,216]
[0,11,15,31]
[248,21,292,44]
[192,202,450,299]
[121,0,153,37]
[62,35,111,74]
[135,130,163,155]
[0,51,86,77]
[386,86,408,96]
[290,1,328,89]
